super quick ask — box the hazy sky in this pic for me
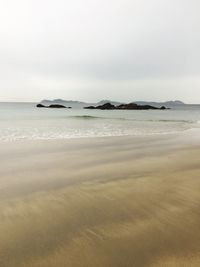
[0,0,199,103]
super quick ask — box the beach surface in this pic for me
[0,131,200,267]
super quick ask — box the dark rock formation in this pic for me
[160,106,167,110]
[116,103,159,110]
[84,105,96,109]
[48,104,66,108]
[85,103,116,110]
[36,104,46,108]
[96,103,116,110]
[84,102,168,110]
[36,104,66,108]
[116,103,138,109]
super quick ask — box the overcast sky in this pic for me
[0,0,199,103]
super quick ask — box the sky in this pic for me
[0,0,199,103]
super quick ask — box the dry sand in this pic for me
[0,132,200,267]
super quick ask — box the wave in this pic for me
[69,115,128,121]
[69,115,194,124]
[69,115,103,119]
[147,119,194,123]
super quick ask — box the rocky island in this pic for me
[37,99,184,109]
[36,104,71,109]
[84,102,168,110]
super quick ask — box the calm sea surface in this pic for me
[0,102,200,142]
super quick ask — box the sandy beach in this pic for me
[1,0,199,265]
[0,131,200,267]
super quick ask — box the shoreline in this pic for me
[0,120,199,144]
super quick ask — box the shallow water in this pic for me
[0,102,200,141]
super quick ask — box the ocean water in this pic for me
[0,102,200,142]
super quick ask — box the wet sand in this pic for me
[0,132,200,267]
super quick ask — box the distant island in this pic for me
[84,102,168,110]
[37,99,185,109]
[36,101,168,110]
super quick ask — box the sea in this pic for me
[0,102,200,142]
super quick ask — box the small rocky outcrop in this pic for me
[36,104,67,108]
[85,103,116,110]
[36,104,46,108]
[85,103,115,110]
[84,105,96,109]
[96,103,116,110]
[48,104,66,108]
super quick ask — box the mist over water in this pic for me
[0,102,200,142]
